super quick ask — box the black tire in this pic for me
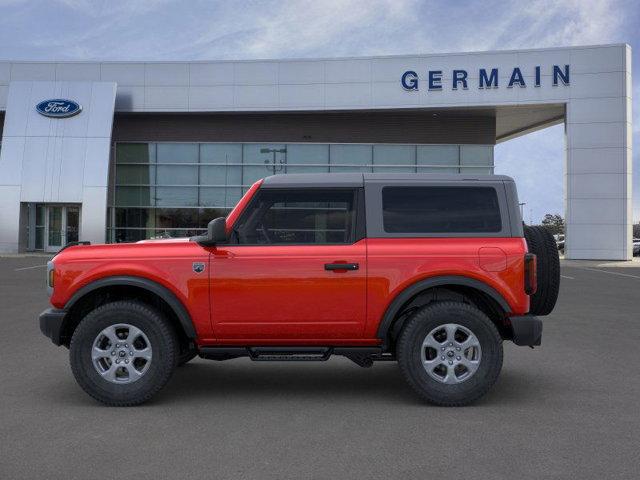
[70,301,178,406]
[397,302,503,406]
[524,225,560,316]
[176,350,198,367]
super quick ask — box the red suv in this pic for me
[39,173,559,406]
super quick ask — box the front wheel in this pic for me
[397,301,503,406]
[70,301,178,406]
[176,350,198,367]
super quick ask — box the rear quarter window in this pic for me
[382,186,502,234]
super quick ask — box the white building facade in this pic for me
[0,44,633,259]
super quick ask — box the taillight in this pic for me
[524,253,537,295]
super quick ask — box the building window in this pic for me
[110,142,494,242]
[329,144,372,172]
[286,144,329,174]
[417,145,460,173]
[373,145,416,172]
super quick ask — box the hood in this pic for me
[52,237,202,262]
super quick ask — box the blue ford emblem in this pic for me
[36,99,82,118]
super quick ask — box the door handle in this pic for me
[324,263,359,271]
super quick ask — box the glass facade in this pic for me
[109,142,493,242]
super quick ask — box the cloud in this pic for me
[0,0,632,60]
[0,0,637,221]
[479,0,625,49]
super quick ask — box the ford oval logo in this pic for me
[36,99,82,118]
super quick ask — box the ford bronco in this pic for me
[39,173,560,406]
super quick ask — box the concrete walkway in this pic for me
[561,257,640,268]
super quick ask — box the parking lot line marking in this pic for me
[578,267,640,280]
[561,275,575,280]
[14,264,47,271]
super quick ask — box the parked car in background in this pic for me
[554,234,565,253]
[633,238,640,256]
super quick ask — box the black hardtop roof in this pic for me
[262,173,514,188]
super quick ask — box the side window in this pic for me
[233,189,357,245]
[382,186,502,234]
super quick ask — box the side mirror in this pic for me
[191,217,227,246]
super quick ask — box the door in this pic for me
[65,206,80,244]
[42,205,81,252]
[45,206,64,252]
[209,188,367,341]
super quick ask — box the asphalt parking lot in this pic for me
[1,256,639,479]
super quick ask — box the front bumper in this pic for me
[509,315,542,346]
[39,308,67,346]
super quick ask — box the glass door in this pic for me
[34,205,45,250]
[46,206,64,252]
[66,206,80,244]
[40,205,81,252]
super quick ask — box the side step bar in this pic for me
[251,347,332,362]
[198,346,395,368]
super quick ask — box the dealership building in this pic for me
[0,44,633,259]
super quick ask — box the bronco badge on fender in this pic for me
[192,262,205,273]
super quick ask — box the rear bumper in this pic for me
[509,315,542,346]
[39,308,67,346]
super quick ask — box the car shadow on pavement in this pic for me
[156,360,545,407]
[160,360,415,403]
[44,359,546,408]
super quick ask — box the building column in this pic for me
[80,186,108,245]
[0,187,21,253]
[564,45,632,260]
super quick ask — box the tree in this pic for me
[540,214,565,236]
[633,223,640,239]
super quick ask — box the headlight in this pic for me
[47,261,54,296]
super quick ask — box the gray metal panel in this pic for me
[503,179,524,237]
[262,173,364,188]
[261,172,513,188]
[363,173,513,183]
[364,178,514,238]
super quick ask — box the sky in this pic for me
[0,0,638,224]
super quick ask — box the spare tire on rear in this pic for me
[524,225,560,316]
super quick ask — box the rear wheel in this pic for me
[70,301,178,406]
[524,225,560,316]
[397,302,503,406]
